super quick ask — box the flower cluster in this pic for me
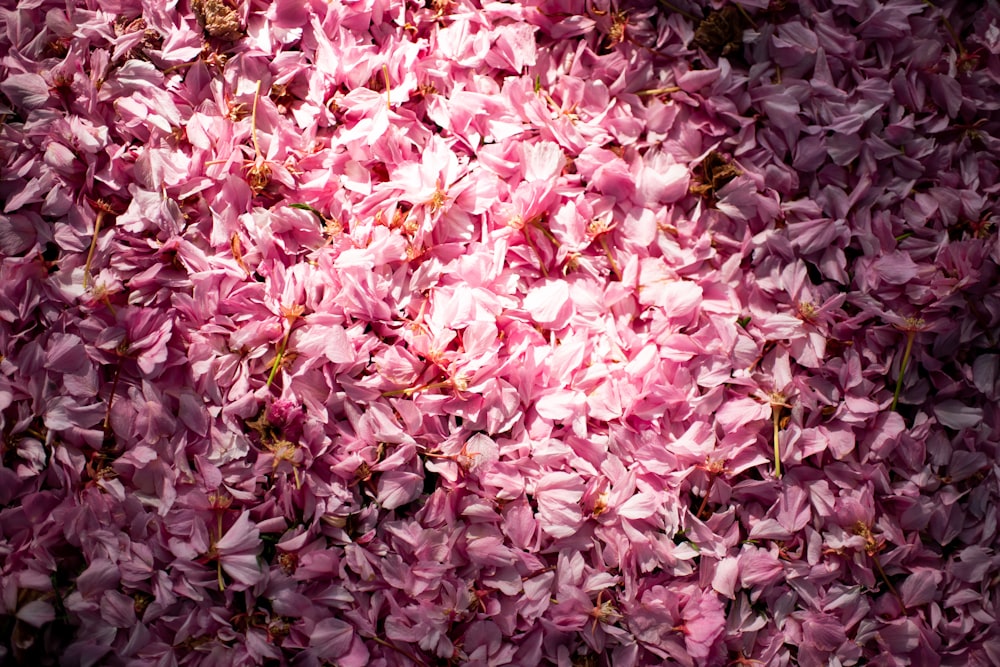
[2,0,1000,665]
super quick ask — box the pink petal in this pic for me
[933,400,983,429]
[711,557,739,599]
[221,553,263,587]
[873,251,920,284]
[535,472,585,539]
[618,492,658,520]
[216,512,260,553]
[310,618,356,659]
[296,320,354,364]
[0,73,51,110]
[519,141,563,183]
[802,613,846,651]
[376,471,423,510]
[899,568,942,608]
[523,280,573,328]
[16,600,55,627]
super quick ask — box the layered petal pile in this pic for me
[2,0,1000,665]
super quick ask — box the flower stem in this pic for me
[872,552,906,614]
[371,636,427,666]
[655,0,699,21]
[382,379,453,397]
[215,513,226,591]
[162,60,198,75]
[82,211,106,290]
[695,473,717,519]
[598,236,621,280]
[923,0,965,57]
[102,363,122,436]
[772,407,782,479]
[890,331,916,411]
[250,80,263,160]
[522,226,549,277]
[530,218,559,246]
[636,86,681,97]
[231,233,252,278]
[521,565,556,581]
[266,335,289,388]
[382,64,391,110]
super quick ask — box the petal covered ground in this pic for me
[1,0,1000,665]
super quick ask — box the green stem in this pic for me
[382,64,392,110]
[102,363,122,434]
[735,4,757,30]
[250,80,263,160]
[890,332,915,411]
[266,337,287,388]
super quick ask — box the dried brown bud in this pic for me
[192,0,243,41]
[692,6,745,58]
[245,160,271,193]
[690,151,741,200]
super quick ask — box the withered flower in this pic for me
[690,151,741,201]
[191,0,243,41]
[692,5,746,58]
